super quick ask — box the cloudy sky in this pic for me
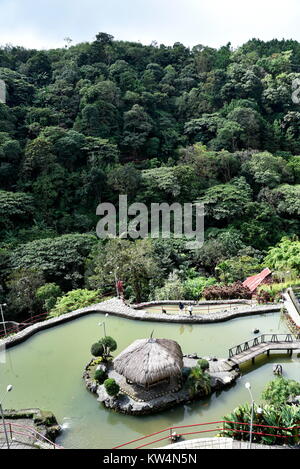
[0,0,299,50]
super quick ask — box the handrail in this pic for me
[113,419,300,449]
[228,333,300,358]
[0,312,49,339]
[0,421,63,449]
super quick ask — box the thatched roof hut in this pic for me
[113,338,183,388]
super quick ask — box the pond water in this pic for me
[146,302,246,315]
[0,311,299,449]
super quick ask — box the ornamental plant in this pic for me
[90,336,117,360]
[94,369,107,384]
[49,289,102,317]
[222,378,300,445]
[36,283,62,311]
[197,358,209,371]
[104,378,120,397]
[203,281,252,300]
[91,342,105,357]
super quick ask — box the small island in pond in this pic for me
[83,335,239,415]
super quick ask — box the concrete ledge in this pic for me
[133,299,252,309]
[161,437,288,449]
[0,298,282,350]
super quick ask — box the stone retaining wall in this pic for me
[133,299,252,309]
[83,356,240,416]
[0,298,281,350]
[2,408,60,447]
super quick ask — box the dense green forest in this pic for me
[0,33,300,321]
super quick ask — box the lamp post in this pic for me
[0,384,13,449]
[0,303,7,337]
[98,314,109,338]
[245,382,255,449]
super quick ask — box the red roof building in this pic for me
[243,268,272,293]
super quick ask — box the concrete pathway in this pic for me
[0,298,282,350]
[163,437,288,449]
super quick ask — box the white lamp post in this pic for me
[245,382,254,449]
[98,315,109,338]
[0,384,13,449]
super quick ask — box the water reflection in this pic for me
[0,311,298,449]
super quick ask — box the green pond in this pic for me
[145,302,246,315]
[0,310,299,449]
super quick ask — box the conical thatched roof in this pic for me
[113,338,183,386]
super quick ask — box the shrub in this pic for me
[104,378,120,397]
[49,289,102,317]
[94,369,107,384]
[183,277,217,300]
[257,281,300,303]
[154,272,185,300]
[222,402,300,445]
[197,359,209,371]
[262,377,300,406]
[91,342,105,357]
[222,378,300,445]
[36,283,62,311]
[203,281,252,300]
[91,336,117,359]
[100,336,117,354]
[256,289,273,304]
[186,367,211,398]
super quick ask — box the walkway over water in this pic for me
[228,334,300,366]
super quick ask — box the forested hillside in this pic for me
[0,33,299,320]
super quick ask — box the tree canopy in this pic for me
[0,34,299,319]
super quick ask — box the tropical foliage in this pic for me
[222,378,300,445]
[186,364,211,398]
[0,34,300,320]
[262,377,300,406]
[49,289,102,317]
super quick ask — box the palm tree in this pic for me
[187,367,211,398]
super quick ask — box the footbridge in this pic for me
[228,334,300,366]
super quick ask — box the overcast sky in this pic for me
[0,0,299,50]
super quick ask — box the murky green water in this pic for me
[0,311,299,449]
[146,303,245,315]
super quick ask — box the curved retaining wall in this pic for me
[133,299,252,309]
[0,298,281,350]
